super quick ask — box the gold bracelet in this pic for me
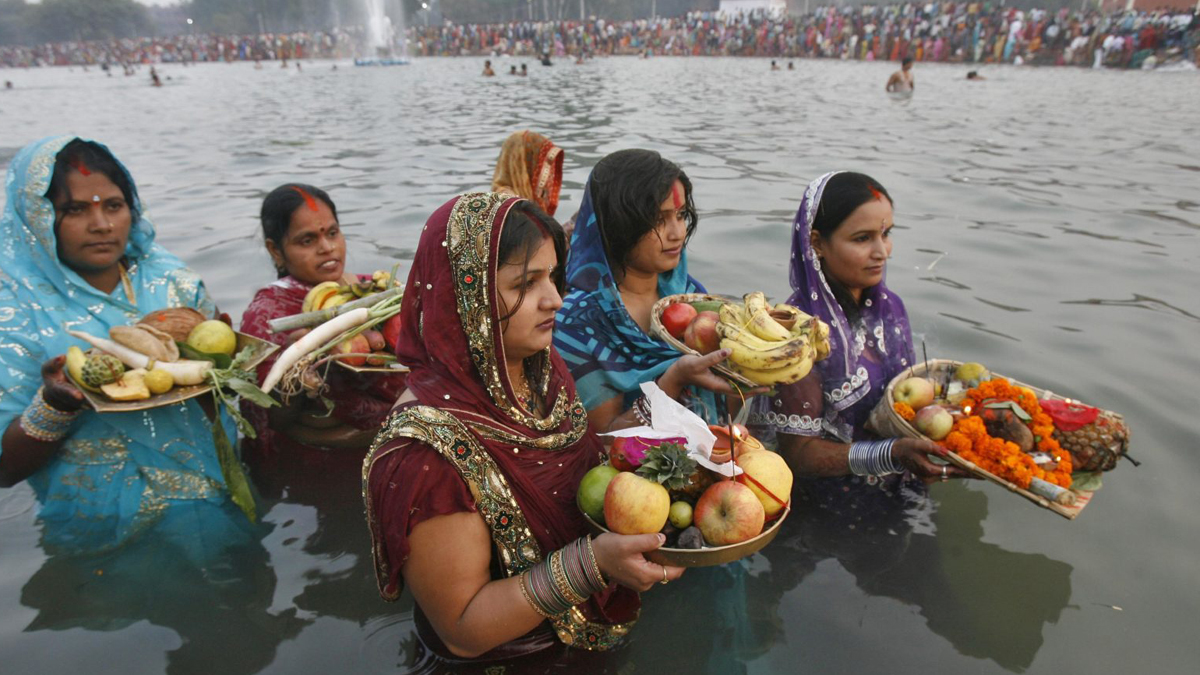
[549,549,587,606]
[518,570,555,619]
[585,535,607,588]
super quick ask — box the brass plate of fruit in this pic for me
[334,360,409,374]
[649,293,758,389]
[581,505,790,568]
[70,333,278,413]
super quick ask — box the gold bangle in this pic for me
[518,571,555,619]
[549,549,586,606]
[585,535,607,588]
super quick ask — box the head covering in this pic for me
[787,171,915,441]
[490,131,564,216]
[365,193,636,648]
[554,174,715,418]
[0,136,243,554]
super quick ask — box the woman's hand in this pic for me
[591,532,684,592]
[41,355,85,413]
[658,350,769,399]
[891,438,972,482]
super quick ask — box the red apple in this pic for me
[893,376,936,411]
[381,314,402,353]
[913,404,954,441]
[331,334,372,367]
[661,302,698,340]
[604,472,670,535]
[683,311,720,354]
[693,481,765,546]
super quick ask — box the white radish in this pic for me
[259,307,371,394]
[67,329,214,385]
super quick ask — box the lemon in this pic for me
[144,368,174,394]
[186,320,237,356]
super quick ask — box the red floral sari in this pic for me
[239,275,405,459]
[364,193,638,660]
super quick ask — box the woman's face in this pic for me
[496,235,562,363]
[812,197,894,299]
[53,169,133,278]
[268,200,346,285]
[624,179,688,277]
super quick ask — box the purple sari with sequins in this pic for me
[750,171,916,445]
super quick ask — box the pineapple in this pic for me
[636,443,710,502]
[1054,413,1130,473]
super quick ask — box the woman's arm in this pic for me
[0,356,84,487]
[404,511,681,658]
[776,433,970,480]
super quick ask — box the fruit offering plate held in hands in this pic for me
[649,293,757,389]
[581,505,790,568]
[71,333,277,413]
[866,359,1130,520]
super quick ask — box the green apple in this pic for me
[576,465,619,524]
[669,501,693,529]
[894,376,936,411]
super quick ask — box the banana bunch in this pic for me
[301,271,399,313]
[716,292,832,386]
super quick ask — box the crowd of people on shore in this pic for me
[3,4,1198,70]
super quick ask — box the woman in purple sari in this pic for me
[749,172,966,506]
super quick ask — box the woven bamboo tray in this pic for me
[582,504,790,567]
[866,359,1121,520]
[73,332,278,413]
[649,293,758,389]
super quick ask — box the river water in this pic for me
[1,57,1198,675]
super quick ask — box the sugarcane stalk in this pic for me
[267,286,403,334]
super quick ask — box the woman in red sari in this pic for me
[240,184,404,460]
[365,193,686,663]
[491,130,564,217]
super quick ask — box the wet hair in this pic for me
[45,139,140,226]
[902,57,914,66]
[496,200,566,323]
[588,149,697,277]
[260,183,338,278]
[811,172,893,324]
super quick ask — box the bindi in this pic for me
[291,186,319,212]
[672,183,684,209]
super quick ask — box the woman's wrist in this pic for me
[518,537,607,618]
[20,387,82,443]
[847,438,901,476]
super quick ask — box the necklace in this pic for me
[511,373,538,412]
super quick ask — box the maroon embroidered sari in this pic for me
[239,275,406,460]
[364,193,639,661]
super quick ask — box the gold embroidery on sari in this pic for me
[364,406,634,650]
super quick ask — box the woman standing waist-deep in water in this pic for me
[365,193,682,662]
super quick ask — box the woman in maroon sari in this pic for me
[240,184,404,460]
[365,193,683,663]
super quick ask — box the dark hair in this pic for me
[902,57,914,66]
[496,200,566,324]
[46,139,140,225]
[811,172,893,324]
[588,149,697,277]
[260,183,338,278]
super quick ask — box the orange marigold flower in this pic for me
[894,401,916,421]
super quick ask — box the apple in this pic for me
[893,376,935,411]
[734,450,793,518]
[604,472,670,535]
[362,329,386,352]
[331,334,372,366]
[381,314,402,353]
[694,481,764,546]
[683,311,720,354]
[661,302,698,340]
[913,404,954,441]
[577,464,620,524]
[669,501,693,529]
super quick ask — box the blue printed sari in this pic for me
[0,136,253,555]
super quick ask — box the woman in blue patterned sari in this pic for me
[555,149,751,431]
[0,136,256,556]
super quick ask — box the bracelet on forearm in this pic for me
[632,395,652,426]
[19,387,81,442]
[518,537,609,618]
[848,438,901,477]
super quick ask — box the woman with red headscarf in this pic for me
[365,193,696,662]
[490,131,564,217]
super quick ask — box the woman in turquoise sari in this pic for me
[0,136,255,555]
[555,149,749,431]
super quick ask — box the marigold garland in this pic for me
[942,378,1072,489]
[893,401,915,421]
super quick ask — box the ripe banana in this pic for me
[728,353,815,386]
[744,292,793,342]
[301,281,343,313]
[720,333,811,372]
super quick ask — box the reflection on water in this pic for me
[2,59,1199,675]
